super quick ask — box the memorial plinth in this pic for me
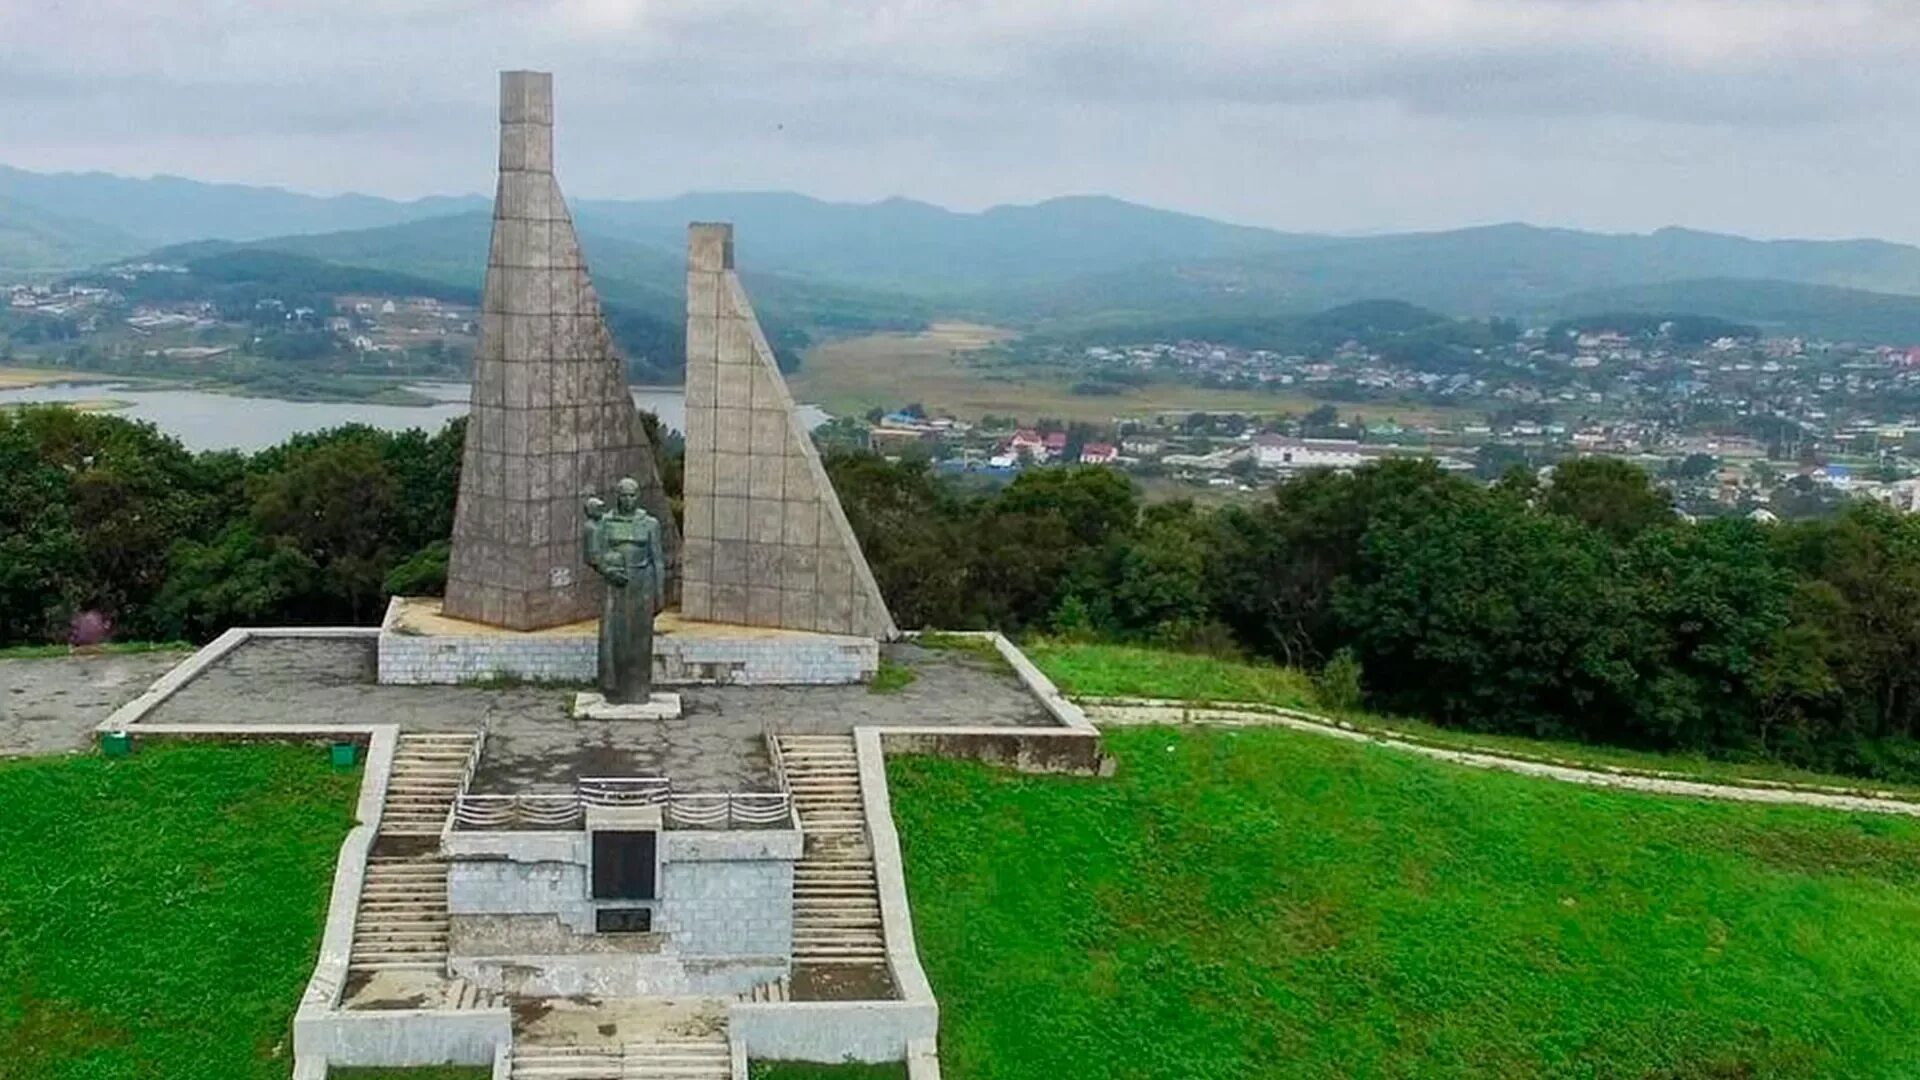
[377,597,879,687]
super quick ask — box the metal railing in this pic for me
[454,792,584,828]
[579,776,672,806]
[438,730,488,837]
[666,792,794,828]
[453,783,792,831]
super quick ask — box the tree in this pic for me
[248,437,401,623]
[1208,458,1464,667]
[149,526,316,641]
[1331,484,1639,738]
[1100,502,1214,640]
[1621,520,1795,751]
[1541,456,1673,542]
[996,467,1138,547]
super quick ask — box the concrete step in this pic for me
[348,957,445,971]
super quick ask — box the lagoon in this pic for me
[0,381,830,452]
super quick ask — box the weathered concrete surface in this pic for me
[444,69,677,631]
[680,222,895,638]
[0,651,189,755]
[141,638,1051,792]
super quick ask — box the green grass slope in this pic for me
[891,725,1920,1079]
[0,197,145,276]
[0,745,360,1079]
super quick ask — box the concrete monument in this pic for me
[679,223,897,639]
[442,70,678,631]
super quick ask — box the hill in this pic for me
[1548,277,1920,344]
[573,191,1321,290]
[154,213,930,350]
[988,223,1920,327]
[19,164,1920,341]
[0,196,146,276]
[0,164,484,246]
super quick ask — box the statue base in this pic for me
[571,691,683,720]
[378,598,881,687]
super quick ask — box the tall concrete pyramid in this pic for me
[679,223,897,638]
[443,71,677,631]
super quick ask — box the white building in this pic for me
[1252,436,1373,472]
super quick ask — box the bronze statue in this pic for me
[583,477,664,703]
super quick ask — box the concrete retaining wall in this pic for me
[292,1006,511,1068]
[730,1000,937,1064]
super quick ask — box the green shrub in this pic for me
[1314,648,1365,713]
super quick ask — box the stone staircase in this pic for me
[737,975,789,1003]
[448,975,505,1011]
[349,732,477,973]
[349,854,449,971]
[778,734,886,965]
[379,731,478,837]
[510,1036,731,1079]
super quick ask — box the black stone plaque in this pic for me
[591,829,657,900]
[595,906,653,933]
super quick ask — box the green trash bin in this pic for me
[102,731,132,758]
[330,742,357,769]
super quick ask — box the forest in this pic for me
[6,403,1920,782]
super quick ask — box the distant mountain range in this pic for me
[10,163,1920,345]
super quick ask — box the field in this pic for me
[1024,639,1920,798]
[890,724,1920,1079]
[0,366,111,389]
[792,325,1469,428]
[0,744,360,1079]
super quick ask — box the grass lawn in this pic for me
[1024,639,1318,709]
[890,725,1920,1079]
[1024,638,1920,798]
[0,744,360,1079]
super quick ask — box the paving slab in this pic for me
[140,637,1052,793]
[0,651,190,756]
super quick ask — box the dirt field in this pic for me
[792,324,1473,428]
[0,366,111,389]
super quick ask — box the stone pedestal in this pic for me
[571,692,682,720]
[377,597,879,687]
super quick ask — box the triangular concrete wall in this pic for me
[444,71,678,630]
[679,223,897,639]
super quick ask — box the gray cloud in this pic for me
[3,0,1920,239]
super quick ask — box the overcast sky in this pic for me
[5,0,1920,240]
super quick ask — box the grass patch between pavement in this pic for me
[869,660,919,694]
[0,744,360,1080]
[889,725,1920,1079]
[0,640,192,660]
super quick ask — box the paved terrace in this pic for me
[143,636,1051,792]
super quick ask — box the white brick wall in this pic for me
[658,860,793,958]
[444,829,797,962]
[378,627,877,686]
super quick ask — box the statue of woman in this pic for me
[583,477,663,704]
